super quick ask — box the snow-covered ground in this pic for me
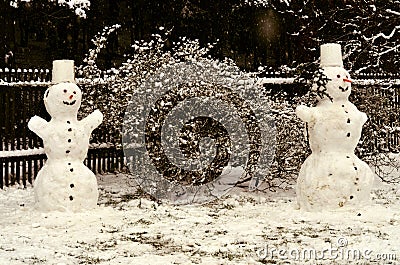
[0,173,399,265]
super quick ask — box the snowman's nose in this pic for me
[343,78,352,83]
[69,95,73,100]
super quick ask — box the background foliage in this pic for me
[1,0,398,74]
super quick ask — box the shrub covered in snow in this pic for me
[77,26,214,142]
[77,25,277,197]
[262,92,310,190]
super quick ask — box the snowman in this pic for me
[296,44,374,211]
[28,60,103,212]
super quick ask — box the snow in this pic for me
[257,77,295,85]
[0,173,399,264]
[1,76,399,88]
[363,25,400,42]
[0,148,44,158]
[355,79,400,86]
[386,9,400,16]
[0,144,114,158]
[0,80,50,86]
[255,78,400,86]
[9,0,90,18]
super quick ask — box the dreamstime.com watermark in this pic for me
[255,237,397,262]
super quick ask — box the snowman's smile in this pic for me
[63,100,77,106]
[339,86,349,92]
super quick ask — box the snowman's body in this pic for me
[29,81,102,212]
[296,63,374,211]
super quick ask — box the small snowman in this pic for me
[296,44,374,211]
[28,60,103,212]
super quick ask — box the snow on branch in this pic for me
[386,8,400,16]
[363,25,400,43]
[239,0,291,7]
[378,44,400,56]
[79,24,121,80]
[10,0,91,18]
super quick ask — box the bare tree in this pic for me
[241,0,399,73]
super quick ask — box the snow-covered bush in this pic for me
[262,91,310,190]
[122,58,276,202]
[77,26,214,143]
[77,25,277,199]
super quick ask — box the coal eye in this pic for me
[73,91,76,94]
[63,89,67,93]
[337,74,341,78]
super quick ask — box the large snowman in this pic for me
[296,44,374,211]
[28,60,103,212]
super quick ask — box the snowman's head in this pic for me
[317,67,352,102]
[44,82,82,118]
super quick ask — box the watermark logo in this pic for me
[256,237,397,262]
[122,59,276,204]
[337,237,348,248]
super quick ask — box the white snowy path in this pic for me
[0,174,399,265]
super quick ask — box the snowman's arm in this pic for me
[82,109,103,132]
[28,116,48,138]
[360,111,368,125]
[295,105,314,123]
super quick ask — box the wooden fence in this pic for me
[0,68,51,83]
[350,82,400,153]
[1,67,400,83]
[0,148,125,188]
[1,68,400,189]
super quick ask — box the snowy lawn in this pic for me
[1,173,399,265]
